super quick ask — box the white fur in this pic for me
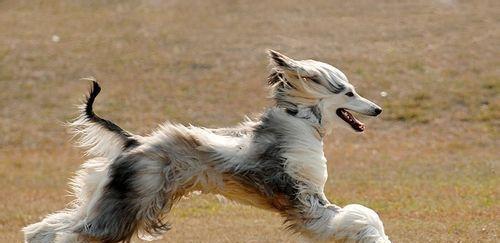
[24,50,389,243]
[69,113,128,161]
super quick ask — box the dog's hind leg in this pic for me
[73,153,172,242]
[23,210,81,243]
[23,158,111,243]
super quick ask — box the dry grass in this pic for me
[0,0,498,242]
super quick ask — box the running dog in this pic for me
[23,50,390,243]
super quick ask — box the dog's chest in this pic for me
[283,138,328,191]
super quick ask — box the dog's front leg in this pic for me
[285,192,390,242]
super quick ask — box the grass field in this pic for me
[0,0,498,242]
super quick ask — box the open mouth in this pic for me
[336,108,365,132]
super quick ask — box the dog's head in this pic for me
[267,50,382,133]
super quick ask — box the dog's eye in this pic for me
[345,92,354,97]
[308,76,321,84]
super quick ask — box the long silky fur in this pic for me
[68,80,139,161]
[23,52,389,243]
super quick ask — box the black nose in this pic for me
[374,108,382,115]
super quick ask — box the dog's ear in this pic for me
[267,50,308,77]
[268,50,296,69]
[268,50,307,72]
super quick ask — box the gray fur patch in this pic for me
[75,153,169,242]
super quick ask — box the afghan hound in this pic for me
[23,50,390,243]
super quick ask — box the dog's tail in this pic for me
[69,79,139,160]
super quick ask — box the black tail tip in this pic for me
[84,79,101,117]
[90,81,101,97]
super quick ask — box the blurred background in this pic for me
[0,0,498,242]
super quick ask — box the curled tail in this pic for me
[69,79,139,160]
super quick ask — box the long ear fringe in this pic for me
[267,69,285,86]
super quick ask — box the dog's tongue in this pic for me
[336,108,365,132]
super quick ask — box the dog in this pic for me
[23,50,390,243]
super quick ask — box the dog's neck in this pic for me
[281,105,327,139]
[259,107,327,143]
